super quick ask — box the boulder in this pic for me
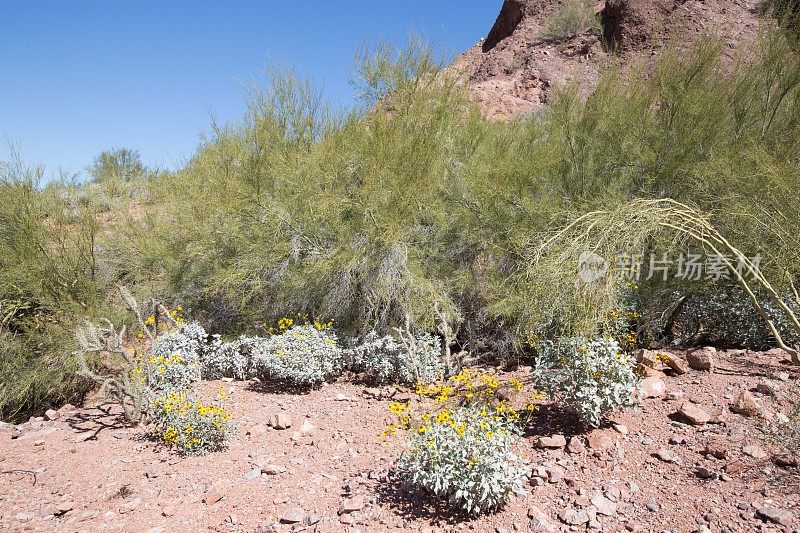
[558,508,591,525]
[742,444,768,460]
[757,506,794,526]
[280,507,305,524]
[338,495,365,515]
[661,353,689,375]
[756,379,780,396]
[567,436,586,454]
[686,347,715,371]
[677,403,711,425]
[586,432,614,451]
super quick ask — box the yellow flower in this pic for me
[389,402,409,415]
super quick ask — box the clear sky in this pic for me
[0,1,501,180]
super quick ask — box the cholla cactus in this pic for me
[534,337,640,427]
[74,319,148,424]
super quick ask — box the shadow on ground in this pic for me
[376,476,475,526]
[64,404,130,440]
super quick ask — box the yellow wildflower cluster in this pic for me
[150,389,234,455]
[137,305,185,339]
[130,367,145,383]
[380,370,545,442]
[654,352,672,365]
[147,353,184,372]
[416,369,529,407]
[606,304,641,350]
[265,314,334,335]
[130,353,189,384]
[619,330,637,350]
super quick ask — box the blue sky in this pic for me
[0,1,501,180]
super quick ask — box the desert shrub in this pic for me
[200,334,256,380]
[87,148,145,183]
[542,0,601,42]
[396,404,527,515]
[765,382,800,465]
[137,352,201,393]
[534,337,639,427]
[0,157,108,422]
[654,285,800,349]
[761,0,800,38]
[250,324,344,386]
[385,373,534,515]
[6,33,800,421]
[151,321,207,359]
[149,389,235,456]
[347,330,444,384]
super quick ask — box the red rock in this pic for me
[280,507,305,523]
[704,442,728,459]
[55,501,74,515]
[661,354,689,375]
[203,488,224,505]
[724,460,746,474]
[731,391,761,417]
[537,434,566,449]
[567,436,586,454]
[634,349,659,368]
[742,444,768,460]
[338,495,365,515]
[640,377,665,399]
[677,403,711,425]
[271,413,292,430]
[586,432,614,451]
[686,347,715,371]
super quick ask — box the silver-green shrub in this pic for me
[152,322,209,361]
[148,389,235,456]
[533,337,640,427]
[764,382,800,466]
[251,324,344,386]
[200,334,256,381]
[396,404,528,515]
[142,322,210,391]
[347,330,444,384]
[662,286,800,349]
[139,352,201,393]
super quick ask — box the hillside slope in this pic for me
[452,0,764,118]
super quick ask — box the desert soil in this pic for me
[1,349,798,532]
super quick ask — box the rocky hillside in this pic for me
[452,0,764,118]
